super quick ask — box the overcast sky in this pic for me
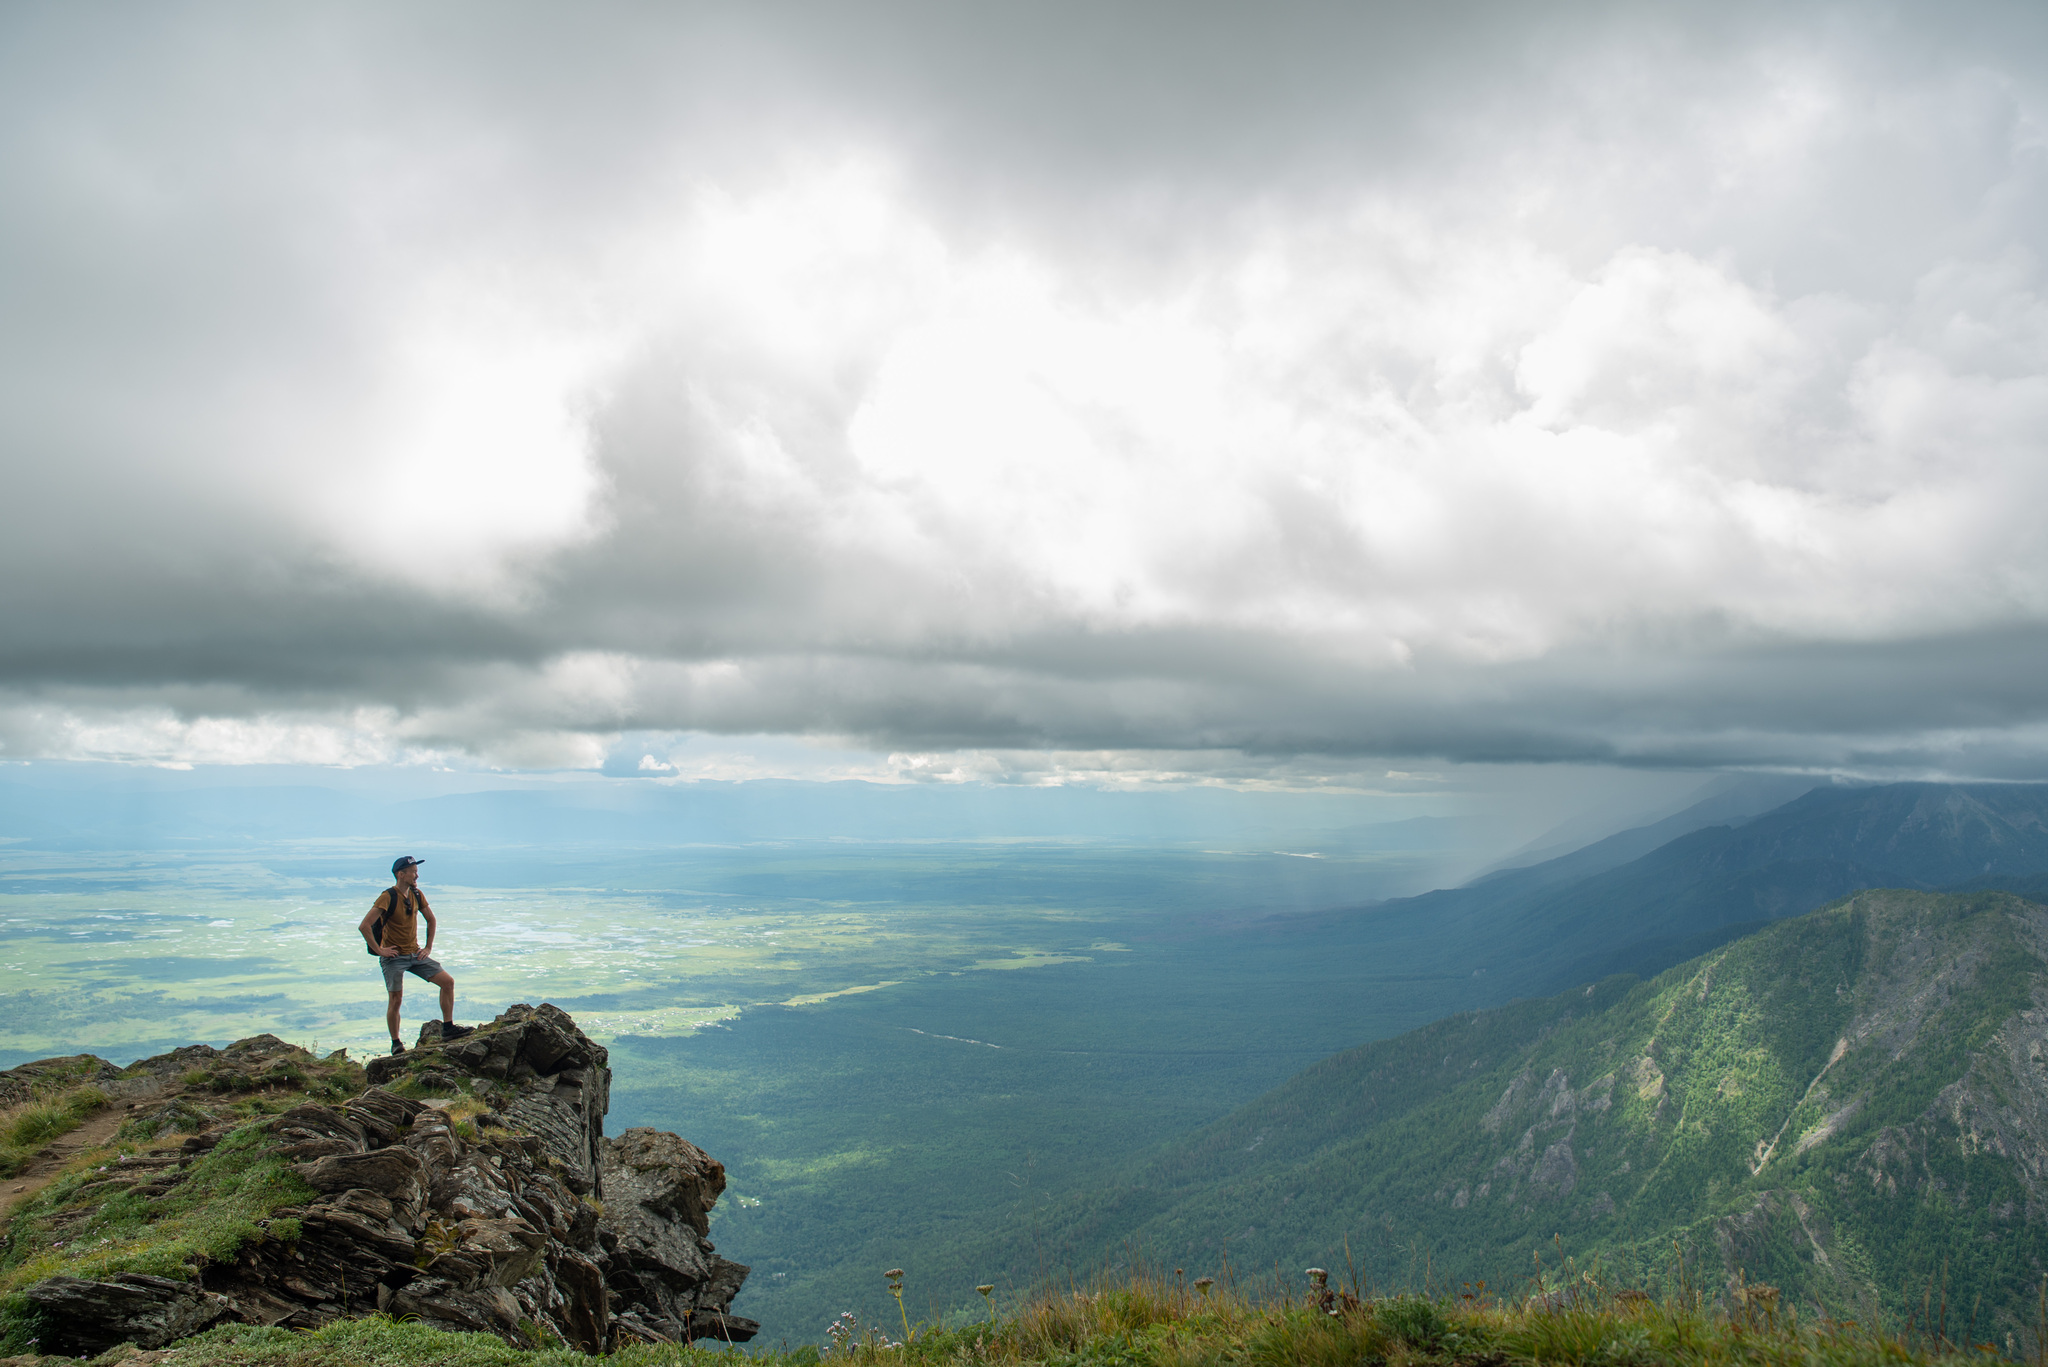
[4,0,2048,785]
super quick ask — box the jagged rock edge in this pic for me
[20,1004,756,1356]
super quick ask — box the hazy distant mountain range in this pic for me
[1246,782,2048,1002]
[0,772,1427,848]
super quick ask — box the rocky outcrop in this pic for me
[0,1035,323,1115]
[0,1054,120,1108]
[599,1128,755,1345]
[22,1274,229,1355]
[22,1005,754,1356]
[371,1008,612,1197]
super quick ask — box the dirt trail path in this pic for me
[1,1080,337,1227]
[2,1109,148,1225]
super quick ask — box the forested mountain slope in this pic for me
[1005,890,2048,1350]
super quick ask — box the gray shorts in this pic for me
[380,952,446,993]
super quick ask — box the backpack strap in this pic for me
[371,884,399,947]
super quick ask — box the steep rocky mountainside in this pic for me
[997,890,2048,1354]
[0,1004,755,1357]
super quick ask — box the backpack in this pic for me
[365,885,430,955]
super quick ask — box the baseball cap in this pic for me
[391,855,425,875]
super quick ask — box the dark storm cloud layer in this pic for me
[4,2,2048,773]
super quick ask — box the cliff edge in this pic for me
[4,1004,756,1357]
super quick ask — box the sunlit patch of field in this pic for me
[967,953,1091,970]
[780,981,902,1006]
[572,1004,749,1036]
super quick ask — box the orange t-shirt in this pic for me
[371,887,428,954]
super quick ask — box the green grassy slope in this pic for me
[21,1271,2005,1367]
[986,890,2048,1352]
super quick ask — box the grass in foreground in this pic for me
[17,1267,2015,1367]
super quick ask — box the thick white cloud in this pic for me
[4,1,2048,778]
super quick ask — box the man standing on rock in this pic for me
[360,855,474,1056]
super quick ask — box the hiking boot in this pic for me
[390,1037,406,1056]
[440,1022,475,1041]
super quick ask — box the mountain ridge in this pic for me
[977,888,2048,1350]
[1241,782,2048,1001]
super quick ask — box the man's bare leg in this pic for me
[386,989,404,1041]
[432,970,456,1023]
